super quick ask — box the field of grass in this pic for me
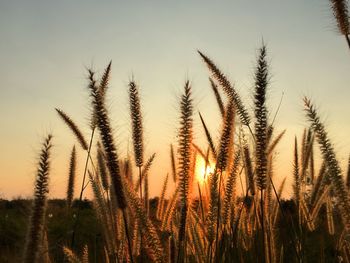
[1,1,350,262]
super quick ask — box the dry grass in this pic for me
[22,43,350,263]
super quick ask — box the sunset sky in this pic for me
[1,0,350,200]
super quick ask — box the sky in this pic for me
[0,0,350,200]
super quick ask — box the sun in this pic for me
[195,155,213,184]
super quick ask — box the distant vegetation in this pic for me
[0,197,343,262]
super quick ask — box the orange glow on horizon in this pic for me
[195,155,213,185]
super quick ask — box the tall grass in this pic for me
[22,44,350,263]
[23,135,52,263]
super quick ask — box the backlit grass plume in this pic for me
[223,150,241,225]
[97,142,109,192]
[157,173,169,219]
[346,155,350,189]
[217,101,235,172]
[254,45,269,191]
[253,45,269,262]
[89,171,116,258]
[170,144,177,183]
[134,153,156,191]
[66,145,76,208]
[198,50,250,127]
[55,109,88,151]
[23,135,52,263]
[129,80,144,168]
[177,81,193,259]
[89,69,127,210]
[243,145,255,196]
[209,77,225,117]
[124,181,165,262]
[304,97,350,230]
[329,0,350,35]
[99,61,112,100]
[293,137,300,204]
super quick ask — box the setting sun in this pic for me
[195,155,213,184]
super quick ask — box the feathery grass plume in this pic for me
[97,142,109,192]
[66,146,76,208]
[55,109,88,151]
[117,216,126,262]
[223,150,241,225]
[209,77,225,117]
[157,174,169,219]
[267,130,286,155]
[63,247,82,263]
[346,155,350,189]
[300,199,314,231]
[310,142,315,184]
[326,196,335,235]
[217,101,235,172]
[98,61,112,100]
[134,153,156,191]
[23,135,52,263]
[254,44,269,191]
[87,69,99,129]
[310,162,327,204]
[310,186,330,225]
[266,125,274,148]
[170,144,177,183]
[198,112,217,159]
[293,137,300,203]
[89,67,133,261]
[123,181,165,262]
[207,172,218,245]
[189,218,206,262]
[272,178,286,226]
[329,0,350,36]
[243,145,255,196]
[301,129,314,180]
[304,97,350,230]
[265,156,274,215]
[88,62,111,129]
[132,219,140,256]
[198,50,250,126]
[89,69,127,210]
[129,80,144,168]
[177,81,193,250]
[123,157,133,183]
[161,187,179,231]
[89,171,116,258]
[144,171,149,216]
[300,129,307,168]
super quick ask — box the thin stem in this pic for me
[138,166,143,263]
[271,91,284,126]
[260,189,266,263]
[214,170,223,258]
[197,182,205,223]
[71,128,95,248]
[123,210,134,263]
